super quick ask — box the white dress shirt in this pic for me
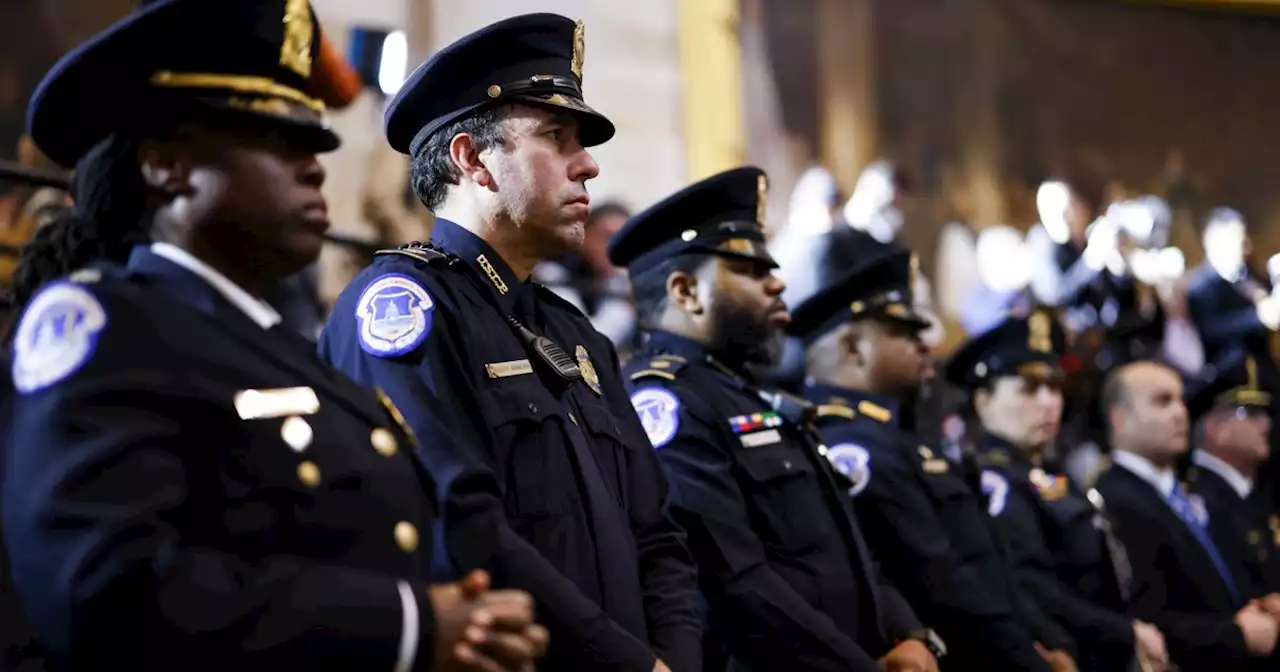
[150,242,282,329]
[1193,450,1254,500]
[1111,450,1178,498]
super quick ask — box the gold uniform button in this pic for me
[395,521,419,553]
[371,428,398,457]
[297,461,321,487]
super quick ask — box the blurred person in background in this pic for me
[956,225,1034,337]
[1187,208,1276,376]
[1184,355,1280,600]
[767,164,842,389]
[950,312,1170,672]
[535,201,636,349]
[1096,362,1279,669]
[837,160,944,350]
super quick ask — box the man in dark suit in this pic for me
[1096,361,1278,669]
[2,1,546,669]
[1186,209,1277,371]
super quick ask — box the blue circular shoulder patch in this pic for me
[981,470,1010,517]
[355,273,435,357]
[630,387,681,449]
[12,283,108,394]
[827,443,872,496]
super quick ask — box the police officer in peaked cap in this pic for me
[2,1,547,669]
[788,249,1078,671]
[614,167,944,672]
[947,311,1170,671]
[318,13,701,672]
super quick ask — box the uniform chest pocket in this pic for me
[484,382,570,517]
[738,447,826,551]
[575,402,633,508]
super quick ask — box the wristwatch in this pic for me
[900,628,947,659]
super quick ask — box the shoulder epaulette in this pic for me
[978,450,1011,467]
[815,403,856,420]
[856,400,893,423]
[628,354,688,382]
[373,242,450,266]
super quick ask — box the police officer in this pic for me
[787,248,1075,671]
[946,311,1170,671]
[1185,355,1280,599]
[2,2,546,670]
[612,167,942,672]
[318,13,700,672]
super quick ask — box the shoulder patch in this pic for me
[981,470,1010,517]
[12,283,108,394]
[827,443,872,496]
[355,273,435,357]
[630,387,682,449]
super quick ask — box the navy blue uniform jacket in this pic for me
[624,333,921,672]
[2,248,439,671]
[976,436,1136,670]
[804,384,1051,671]
[318,220,701,671]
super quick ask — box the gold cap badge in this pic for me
[756,173,768,225]
[1028,310,1052,353]
[571,21,586,81]
[279,0,314,79]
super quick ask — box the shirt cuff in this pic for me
[395,580,421,672]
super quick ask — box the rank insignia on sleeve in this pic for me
[355,273,434,358]
[12,283,108,394]
[576,345,602,395]
[630,387,681,449]
[827,443,871,496]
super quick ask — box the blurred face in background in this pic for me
[1110,363,1189,465]
[1203,404,1271,470]
[1204,219,1249,276]
[847,318,931,398]
[582,208,627,276]
[974,370,1065,452]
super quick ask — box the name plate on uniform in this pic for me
[485,359,534,379]
[740,429,782,448]
[234,387,320,420]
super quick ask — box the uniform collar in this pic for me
[801,381,901,427]
[430,217,529,314]
[1112,450,1177,498]
[139,243,282,330]
[639,330,712,363]
[1193,450,1253,500]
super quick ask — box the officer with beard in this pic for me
[615,167,942,672]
